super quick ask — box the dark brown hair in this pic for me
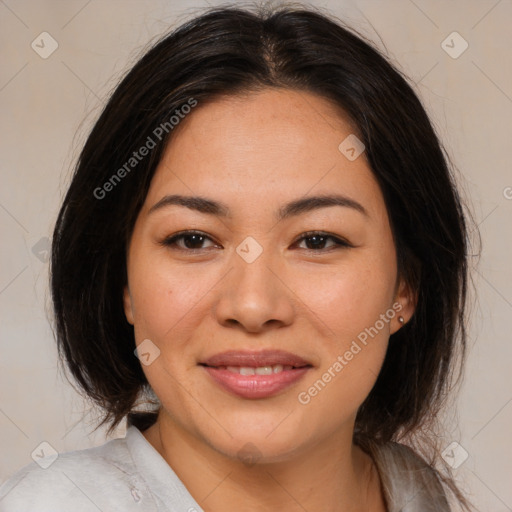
[50,3,475,509]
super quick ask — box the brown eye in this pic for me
[295,231,351,251]
[161,231,218,251]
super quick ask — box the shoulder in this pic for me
[371,441,452,512]
[0,434,156,512]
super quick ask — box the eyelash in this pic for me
[160,230,352,253]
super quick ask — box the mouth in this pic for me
[205,364,302,375]
[199,350,313,399]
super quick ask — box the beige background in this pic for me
[1,0,511,510]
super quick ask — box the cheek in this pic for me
[291,253,396,340]
[128,253,222,366]
[130,275,173,343]
[292,253,395,403]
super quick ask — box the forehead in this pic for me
[144,89,384,220]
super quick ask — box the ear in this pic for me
[123,285,134,325]
[390,278,417,335]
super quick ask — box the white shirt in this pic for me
[0,425,451,511]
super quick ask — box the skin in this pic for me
[123,88,415,512]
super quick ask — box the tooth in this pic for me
[222,365,294,375]
[255,366,273,375]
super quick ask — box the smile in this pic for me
[224,364,293,375]
[199,350,313,399]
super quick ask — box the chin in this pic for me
[214,437,306,466]
[198,419,312,466]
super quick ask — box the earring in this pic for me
[398,316,405,325]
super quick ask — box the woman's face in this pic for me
[124,88,413,462]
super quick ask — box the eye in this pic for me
[160,230,352,253]
[160,230,219,251]
[293,231,352,251]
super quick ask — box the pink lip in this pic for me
[200,350,312,399]
[201,349,311,368]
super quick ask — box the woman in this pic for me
[0,4,475,511]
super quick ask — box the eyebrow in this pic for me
[148,193,368,220]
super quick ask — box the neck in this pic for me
[141,414,386,512]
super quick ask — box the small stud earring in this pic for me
[398,316,405,325]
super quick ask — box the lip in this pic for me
[201,349,311,368]
[199,350,313,399]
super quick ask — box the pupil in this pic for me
[185,234,204,249]
[308,235,325,249]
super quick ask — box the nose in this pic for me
[213,244,295,333]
